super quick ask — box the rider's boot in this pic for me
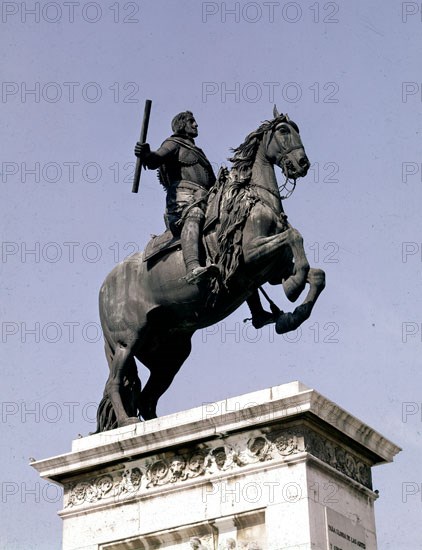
[181,211,218,284]
[247,290,278,329]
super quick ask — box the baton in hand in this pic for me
[132,99,152,193]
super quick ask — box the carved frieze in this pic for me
[67,474,113,507]
[304,429,372,488]
[64,425,372,508]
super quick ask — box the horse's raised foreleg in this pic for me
[275,267,326,334]
[243,224,309,302]
[137,332,193,420]
[281,227,311,303]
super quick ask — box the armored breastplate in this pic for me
[178,146,215,189]
[160,138,216,190]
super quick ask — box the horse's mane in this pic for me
[228,115,289,183]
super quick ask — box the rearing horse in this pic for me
[96,108,325,431]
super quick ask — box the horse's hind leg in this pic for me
[104,344,140,427]
[96,351,141,432]
[122,355,142,419]
[136,332,193,420]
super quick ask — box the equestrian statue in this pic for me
[95,105,326,432]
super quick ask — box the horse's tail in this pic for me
[95,335,143,433]
[94,337,118,433]
[95,395,118,433]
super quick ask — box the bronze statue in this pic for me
[96,106,325,431]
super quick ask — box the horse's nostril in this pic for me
[299,157,309,167]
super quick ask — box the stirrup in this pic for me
[185,264,219,284]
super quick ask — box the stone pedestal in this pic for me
[31,382,400,550]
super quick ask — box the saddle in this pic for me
[143,180,225,263]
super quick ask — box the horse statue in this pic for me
[96,107,326,431]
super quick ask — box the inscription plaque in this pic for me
[325,508,366,550]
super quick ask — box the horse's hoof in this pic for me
[275,303,313,334]
[308,268,326,289]
[140,411,158,421]
[252,310,275,329]
[119,416,140,427]
[275,312,296,334]
[282,279,302,303]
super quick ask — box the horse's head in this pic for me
[264,105,310,180]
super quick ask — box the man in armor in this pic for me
[135,110,217,284]
[135,110,276,327]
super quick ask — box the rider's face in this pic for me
[184,117,198,138]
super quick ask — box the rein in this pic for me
[278,177,296,200]
[252,175,296,209]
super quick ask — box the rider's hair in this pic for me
[171,111,194,134]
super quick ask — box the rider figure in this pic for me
[135,111,217,284]
[135,110,276,327]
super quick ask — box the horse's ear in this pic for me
[273,104,280,118]
[285,113,290,121]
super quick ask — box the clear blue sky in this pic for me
[1,1,422,548]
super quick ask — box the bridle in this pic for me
[266,125,303,200]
